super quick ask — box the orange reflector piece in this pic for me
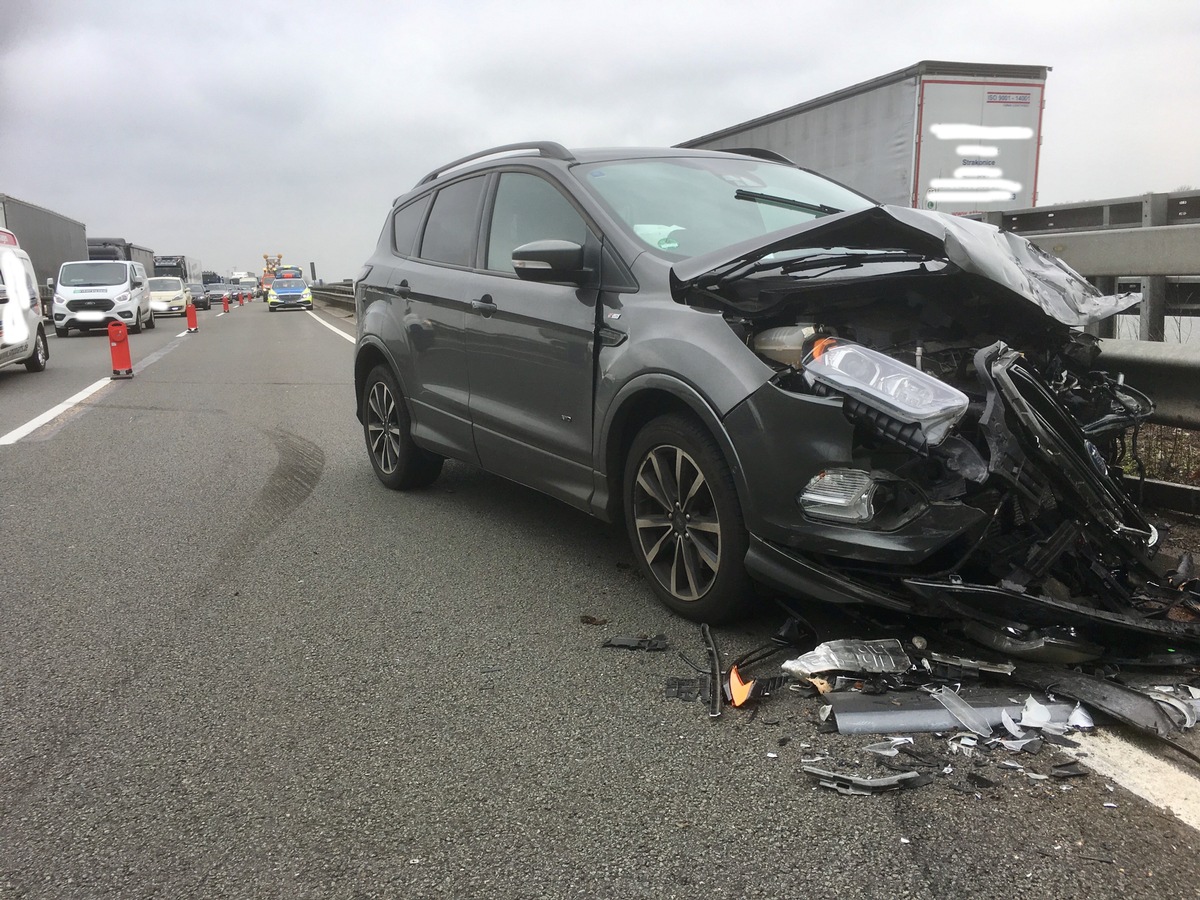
[728,665,755,707]
[810,337,837,360]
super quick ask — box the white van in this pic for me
[53,259,155,336]
[0,228,49,374]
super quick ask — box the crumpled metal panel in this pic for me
[671,205,1140,325]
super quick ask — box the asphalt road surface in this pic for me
[1,302,1198,899]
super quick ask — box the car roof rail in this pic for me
[414,142,576,187]
[726,147,798,166]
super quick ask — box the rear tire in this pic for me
[24,328,48,372]
[362,365,443,489]
[623,414,753,623]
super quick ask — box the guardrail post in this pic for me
[1139,194,1169,341]
[1086,277,1118,338]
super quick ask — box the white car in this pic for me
[148,276,191,317]
[53,259,155,335]
[0,228,49,374]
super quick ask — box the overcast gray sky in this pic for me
[3,0,1197,281]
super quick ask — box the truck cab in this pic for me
[0,228,50,374]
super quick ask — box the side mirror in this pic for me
[132,277,144,288]
[512,240,590,285]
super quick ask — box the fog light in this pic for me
[799,469,877,523]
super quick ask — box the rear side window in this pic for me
[485,173,588,274]
[418,177,486,267]
[392,195,431,258]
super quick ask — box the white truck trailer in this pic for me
[678,60,1049,217]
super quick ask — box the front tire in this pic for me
[55,326,69,338]
[362,365,443,489]
[146,309,156,330]
[130,310,143,334]
[623,414,753,623]
[24,328,48,372]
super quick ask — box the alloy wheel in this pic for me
[631,444,722,602]
[365,380,401,475]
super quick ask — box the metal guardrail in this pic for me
[1100,339,1200,430]
[313,278,1198,512]
[312,282,355,311]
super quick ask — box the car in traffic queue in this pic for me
[0,227,49,374]
[188,283,210,310]
[148,276,192,317]
[266,272,313,311]
[350,141,1198,666]
[53,259,155,335]
[204,283,232,307]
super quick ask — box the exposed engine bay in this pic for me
[674,212,1200,664]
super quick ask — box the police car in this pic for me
[0,228,49,374]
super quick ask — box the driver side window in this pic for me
[486,173,588,274]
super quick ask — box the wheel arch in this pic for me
[354,338,406,423]
[594,375,755,527]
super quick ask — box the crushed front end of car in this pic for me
[673,204,1200,663]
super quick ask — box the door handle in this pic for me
[390,280,410,298]
[470,294,496,317]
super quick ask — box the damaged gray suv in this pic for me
[354,142,1197,661]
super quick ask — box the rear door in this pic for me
[383,176,488,462]
[465,170,600,510]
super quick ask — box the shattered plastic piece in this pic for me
[766,752,778,759]
[1050,762,1090,778]
[579,614,609,626]
[1103,802,1118,808]
[701,624,722,719]
[1019,696,1052,728]
[927,651,1015,677]
[863,737,913,757]
[782,639,911,678]
[802,765,923,795]
[1001,710,1026,738]
[603,633,668,651]
[1000,761,1025,770]
[819,705,833,722]
[1146,691,1197,730]
[930,687,992,737]
[1026,772,1050,781]
[826,688,1072,736]
[900,837,911,844]
[1000,738,1040,753]
[967,773,996,789]
[665,676,702,702]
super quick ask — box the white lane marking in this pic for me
[306,309,354,343]
[1071,730,1200,831]
[0,378,112,444]
[176,329,190,337]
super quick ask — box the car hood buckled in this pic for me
[669,204,1140,326]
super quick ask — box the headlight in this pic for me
[803,338,968,447]
[301,289,311,299]
[53,294,66,306]
[173,293,184,302]
[114,291,131,304]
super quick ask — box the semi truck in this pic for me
[678,60,1049,217]
[87,237,155,273]
[153,255,202,284]
[0,194,87,313]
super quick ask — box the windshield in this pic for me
[60,262,129,287]
[274,277,306,288]
[575,155,875,259]
[187,283,205,294]
[149,277,183,292]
